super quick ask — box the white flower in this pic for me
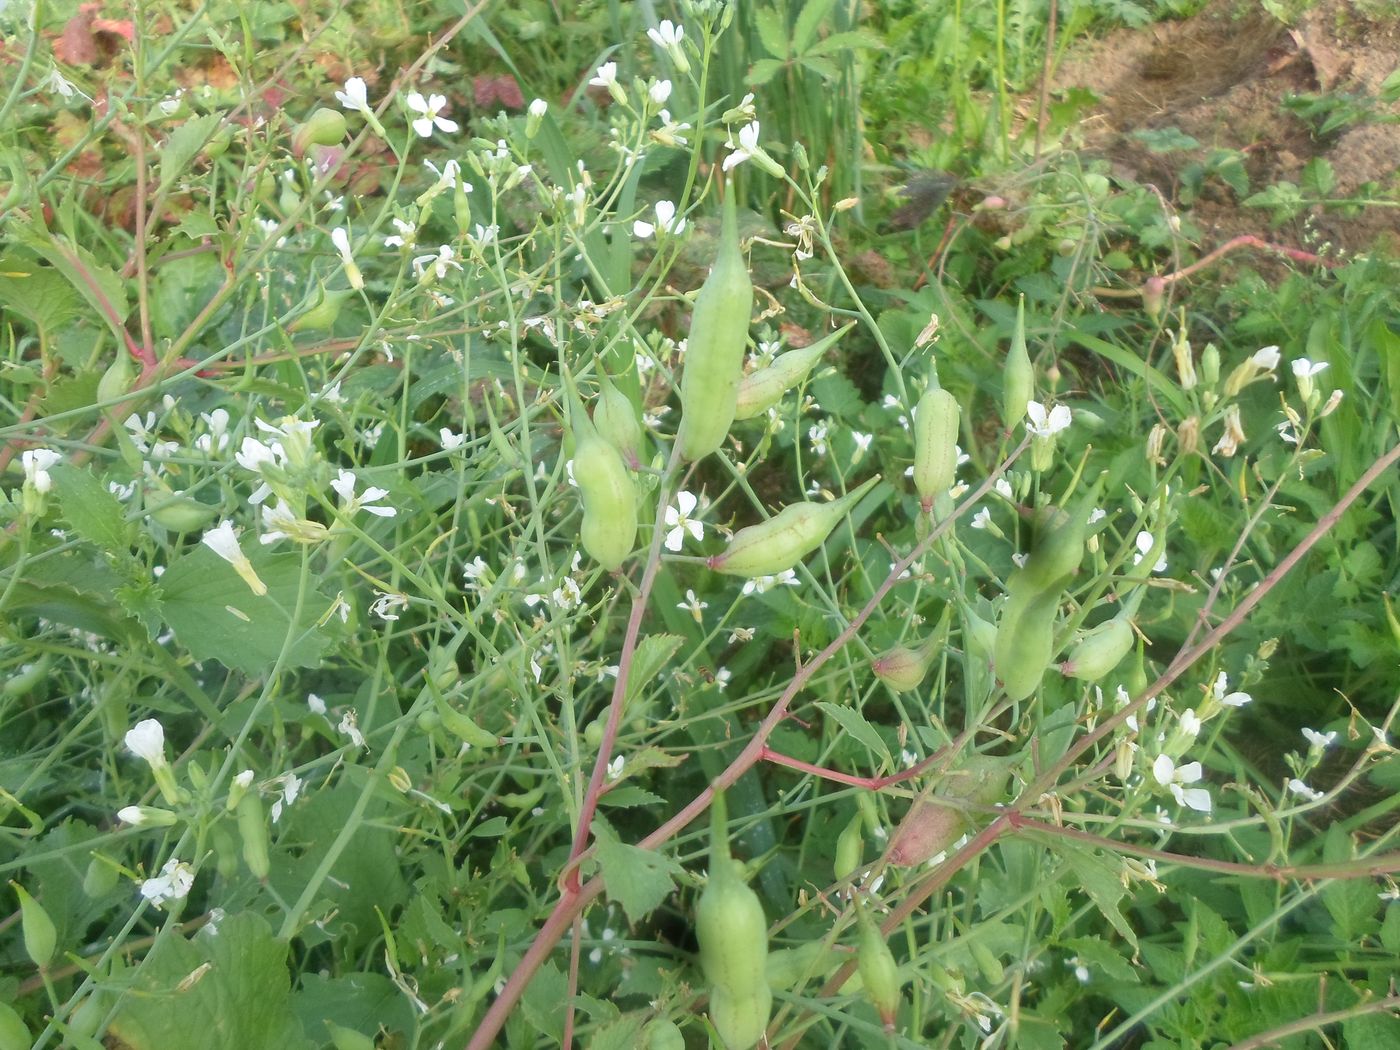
[461,556,490,589]
[1133,531,1167,573]
[330,227,364,290]
[647,19,684,50]
[529,98,548,117]
[1291,358,1328,379]
[1252,345,1281,370]
[648,79,672,106]
[664,491,704,551]
[413,244,463,281]
[970,507,992,530]
[338,710,367,749]
[21,448,61,493]
[1302,727,1337,750]
[307,693,327,715]
[741,569,800,596]
[851,431,874,457]
[201,520,268,596]
[335,77,372,114]
[330,468,396,518]
[722,120,762,172]
[678,588,708,622]
[405,92,458,137]
[1179,708,1202,738]
[1152,754,1211,813]
[383,217,417,248]
[440,428,466,450]
[808,422,829,456]
[49,69,78,100]
[196,408,230,453]
[607,755,625,781]
[270,772,302,823]
[1025,401,1072,437]
[259,500,328,545]
[424,158,466,193]
[714,668,732,690]
[1212,672,1252,708]
[652,109,691,148]
[1212,404,1246,458]
[125,719,167,768]
[633,199,685,238]
[369,591,409,621]
[1288,778,1324,802]
[139,857,195,908]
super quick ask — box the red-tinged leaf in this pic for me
[91,17,135,42]
[54,9,98,65]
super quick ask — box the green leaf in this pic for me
[624,634,682,710]
[10,224,129,345]
[0,253,82,338]
[50,465,132,555]
[792,0,838,54]
[592,818,682,923]
[1343,1012,1400,1050]
[159,114,222,194]
[292,972,415,1045]
[1058,845,1139,950]
[815,701,893,770]
[1065,332,1189,418]
[746,58,786,88]
[107,912,313,1050]
[1061,936,1140,983]
[159,545,334,674]
[1301,156,1335,197]
[753,7,789,59]
[804,28,884,57]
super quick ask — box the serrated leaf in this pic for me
[1059,846,1139,950]
[159,545,334,674]
[804,28,884,57]
[0,253,82,338]
[746,58,785,88]
[50,464,132,555]
[1344,1012,1400,1049]
[1061,936,1139,983]
[10,224,129,345]
[753,7,789,59]
[592,819,682,923]
[815,701,893,769]
[624,634,683,710]
[107,912,313,1050]
[792,0,838,54]
[159,114,222,193]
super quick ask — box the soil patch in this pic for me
[1051,0,1400,258]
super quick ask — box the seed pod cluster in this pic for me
[912,370,960,512]
[733,323,854,420]
[566,375,638,572]
[708,476,879,578]
[992,478,1105,702]
[696,791,771,1049]
[676,184,754,462]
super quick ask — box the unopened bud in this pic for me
[1177,415,1199,455]
[1319,388,1344,417]
[1142,276,1166,319]
[1146,423,1168,466]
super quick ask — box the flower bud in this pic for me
[292,108,348,157]
[117,805,180,828]
[1142,276,1166,320]
[1201,342,1220,387]
[96,350,135,406]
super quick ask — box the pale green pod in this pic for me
[872,643,931,693]
[962,607,998,707]
[237,792,270,881]
[708,476,879,578]
[1007,476,1105,599]
[887,798,965,867]
[855,901,901,1030]
[708,984,772,1050]
[13,882,56,968]
[592,369,643,467]
[1061,615,1134,681]
[912,385,960,510]
[994,587,1060,702]
[676,186,754,461]
[1003,296,1033,429]
[834,812,864,881]
[567,377,638,571]
[0,1003,31,1050]
[765,942,843,991]
[733,322,855,420]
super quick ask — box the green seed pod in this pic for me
[0,1003,31,1050]
[288,285,355,333]
[644,1019,685,1050]
[913,381,960,512]
[202,122,233,160]
[708,476,879,578]
[592,370,643,468]
[696,791,770,1047]
[68,989,109,1040]
[148,494,219,534]
[236,792,270,881]
[1003,296,1033,430]
[970,940,1005,985]
[676,184,754,461]
[12,882,56,968]
[83,855,119,899]
[96,350,134,406]
[872,641,932,693]
[855,900,901,1030]
[434,692,498,749]
[212,822,239,880]
[567,376,638,572]
[765,941,842,991]
[3,654,52,697]
[733,323,854,420]
[293,108,348,156]
[887,799,965,868]
[1061,615,1134,681]
[834,812,864,882]
[326,1023,376,1050]
[707,984,772,1050]
[1008,476,1105,599]
[961,607,998,707]
[994,587,1060,702]
[942,755,1013,808]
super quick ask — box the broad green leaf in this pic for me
[106,912,313,1050]
[10,223,129,345]
[1059,845,1139,950]
[159,114,222,193]
[2,553,138,641]
[159,545,334,674]
[0,253,82,338]
[51,465,132,555]
[592,818,682,924]
[292,972,415,1046]
[753,7,789,59]
[1343,1012,1400,1050]
[747,58,786,88]
[1061,936,1139,983]
[815,700,893,770]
